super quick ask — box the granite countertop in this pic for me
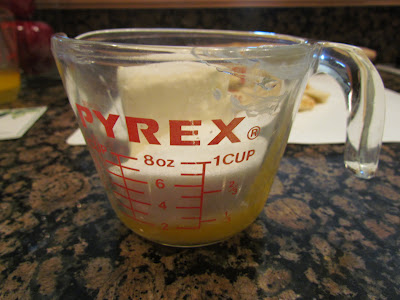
[0,71,399,299]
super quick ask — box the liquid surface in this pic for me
[0,69,20,104]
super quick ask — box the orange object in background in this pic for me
[0,68,20,104]
[0,8,21,104]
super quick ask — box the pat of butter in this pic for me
[117,61,233,126]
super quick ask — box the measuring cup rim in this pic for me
[52,28,313,50]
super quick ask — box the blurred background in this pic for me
[1,0,399,81]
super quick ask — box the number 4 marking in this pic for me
[158,201,167,210]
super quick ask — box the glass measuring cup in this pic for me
[51,29,385,247]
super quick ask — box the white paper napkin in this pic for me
[0,106,47,140]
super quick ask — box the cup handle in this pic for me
[317,42,385,179]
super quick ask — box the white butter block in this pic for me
[117,61,233,124]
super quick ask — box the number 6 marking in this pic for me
[156,179,165,189]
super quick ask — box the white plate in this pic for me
[288,74,400,144]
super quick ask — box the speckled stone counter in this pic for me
[0,71,399,299]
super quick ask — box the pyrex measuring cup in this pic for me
[51,29,385,247]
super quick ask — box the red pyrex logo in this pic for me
[76,104,246,146]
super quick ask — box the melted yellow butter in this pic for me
[114,197,266,247]
[107,118,289,247]
[0,69,20,104]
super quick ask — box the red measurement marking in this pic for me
[113,191,150,206]
[110,152,138,161]
[87,136,107,155]
[174,184,202,188]
[197,162,206,228]
[117,200,131,210]
[225,211,231,222]
[113,153,147,223]
[229,181,238,195]
[112,182,145,194]
[120,210,154,226]
[158,201,167,210]
[155,179,165,189]
[114,154,135,220]
[201,218,216,223]
[117,200,150,214]
[175,160,219,230]
[204,189,222,194]
[181,161,211,165]
[86,137,155,227]
[131,209,149,215]
[107,170,148,184]
[112,181,144,194]
[107,170,122,177]
[175,160,221,230]
[180,173,202,176]
[86,135,108,168]
[105,160,140,172]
